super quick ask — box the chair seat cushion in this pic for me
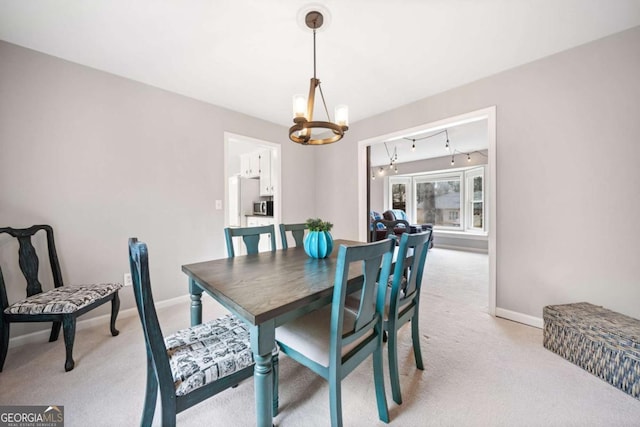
[276,305,373,368]
[4,283,123,315]
[165,314,254,396]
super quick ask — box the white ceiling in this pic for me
[1,0,639,131]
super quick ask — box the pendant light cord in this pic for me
[313,28,317,79]
[313,27,332,121]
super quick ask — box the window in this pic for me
[466,167,485,232]
[385,166,486,234]
[387,176,412,215]
[414,173,463,229]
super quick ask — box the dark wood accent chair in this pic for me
[0,225,121,372]
[129,238,261,426]
[223,225,276,257]
[276,239,396,426]
[278,223,307,249]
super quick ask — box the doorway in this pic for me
[223,132,282,248]
[356,106,497,316]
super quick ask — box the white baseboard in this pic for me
[495,307,543,329]
[434,244,489,254]
[7,294,191,348]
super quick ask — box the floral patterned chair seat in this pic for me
[165,314,255,396]
[4,283,122,315]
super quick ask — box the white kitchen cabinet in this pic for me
[240,152,260,178]
[259,149,274,196]
[242,149,275,195]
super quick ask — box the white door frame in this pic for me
[356,106,497,316]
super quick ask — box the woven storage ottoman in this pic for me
[543,302,640,399]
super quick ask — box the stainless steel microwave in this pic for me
[253,201,273,216]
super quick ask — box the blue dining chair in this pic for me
[128,238,257,426]
[278,223,307,249]
[344,230,432,404]
[224,225,276,257]
[384,230,432,405]
[276,239,395,426]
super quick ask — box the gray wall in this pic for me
[317,26,640,320]
[2,25,640,338]
[0,41,316,336]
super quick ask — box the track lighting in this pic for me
[383,142,399,174]
[371,129,491,176]
[448,150,487,167]
[403,129,451,154]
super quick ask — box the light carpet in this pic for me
[1,248,639,426]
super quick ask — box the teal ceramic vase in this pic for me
[304,231,334,259]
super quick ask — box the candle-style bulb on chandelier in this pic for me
[289,10,349,145]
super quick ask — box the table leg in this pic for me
[189,279,203,326]
[251,321,275,427]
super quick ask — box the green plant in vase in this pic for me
[304,218,334,258]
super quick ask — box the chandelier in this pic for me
[289,10,349,145]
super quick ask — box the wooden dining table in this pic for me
[181,239,366,427]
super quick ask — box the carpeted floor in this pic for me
[1,248,639,426]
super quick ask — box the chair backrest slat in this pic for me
[0,225,64,297]
[16,235,42,297]
[332,239,395,346]
[390,230,432,310]
[224,225,276,257]
[279,223,307,249]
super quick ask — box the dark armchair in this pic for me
[382,209,410,223]
[370,211,388,242]
[382,209,434,247]
[372,219,410,240]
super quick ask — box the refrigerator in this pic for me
[228,175,260,227]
